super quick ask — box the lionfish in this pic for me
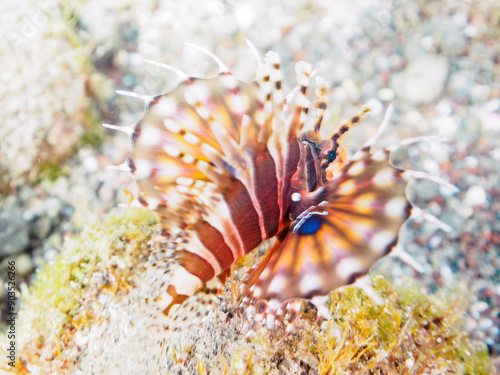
[105,42,456,336]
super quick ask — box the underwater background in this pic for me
[1,0,499,373]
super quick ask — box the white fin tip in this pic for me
[144,59,190,81]
[311,296,331,320]
[115,90,155,103]
[107,163,131,172]
[184,43,230,74]
[405,170,459,193]
[386,135,442,151]
[285,85,300,105]
[364,104,394,149]
[245,38,264,65]
[390,244,425,273]
[102,123,134,135]
[353,277,383,305]
[411,206,453,233]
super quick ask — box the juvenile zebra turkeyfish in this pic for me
[105,42,457,335]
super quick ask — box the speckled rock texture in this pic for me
[0,0,113,193]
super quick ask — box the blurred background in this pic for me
[1,0,499,369]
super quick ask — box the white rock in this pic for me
[464,185,488,207]
[377,88,395,101]
[405,358,415,368]
[393,54,449,104]
[478,318,493,331]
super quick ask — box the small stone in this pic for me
[31,216,52,239]
[420,36,434,50]
[492,148,500,161]
[464,24,478,37]
[45,197,63,219]
[377,88,395,101]
[439,27,467,56]
[464,156,479,169]
[436,100,452,116]
[234,4,255,30]
[447,70,474,100]
[464,185,487,207]
[403,41,426,60]
[428,235,442,249]
[451,12,468,27]
[392,55,448,104]
[480,113,500,133]
[478,318,493,331]
[479,264,496,278]
[98,182,116,203]
[488,325,499,337]
[52,177,70,199]
[62,205,75,218]
[83,155,100,173]
[405,358,415,368]
[365,98,383,115]
[471,301,489,319]
[14,253,35,277]
[0,204,30,257]
[465,317,478,331]
[19,186,37,201]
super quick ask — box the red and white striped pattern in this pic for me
[105,44,458,332]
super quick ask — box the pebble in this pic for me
[439,26,467,56]
[364,98,383,115]
[465,317,478,331]
[405,358,415,368]
[392,54,448,104]
[31,216,52,239]
[14,253,35,277]
[45,197,63,219]
[479,317,494,331]
[464,24,478,38]
[377,88,395,101]
[402,41,427,60]
[480,113,500,133]
[0,202,30,257]
[83,155,100,173]
[19,186,37,202]
[447,70,475,100]
[464,185,488,207]
[464,156,479,169]
[471,301,490,319]
[439,265,453,282]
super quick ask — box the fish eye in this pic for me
[325,150,337,163]
[299,216,322,235]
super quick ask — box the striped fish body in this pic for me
[172,141,297,286]
[136,76,306,312]
[109,46,427,322]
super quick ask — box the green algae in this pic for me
[315,276,494,374]
[0,208,157,373]
[35,161,69,183]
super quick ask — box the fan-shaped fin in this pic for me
[241,147,411,305]
[147,271,228,335]
[129,64,274,229]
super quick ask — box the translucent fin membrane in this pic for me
[106,44,458,341]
